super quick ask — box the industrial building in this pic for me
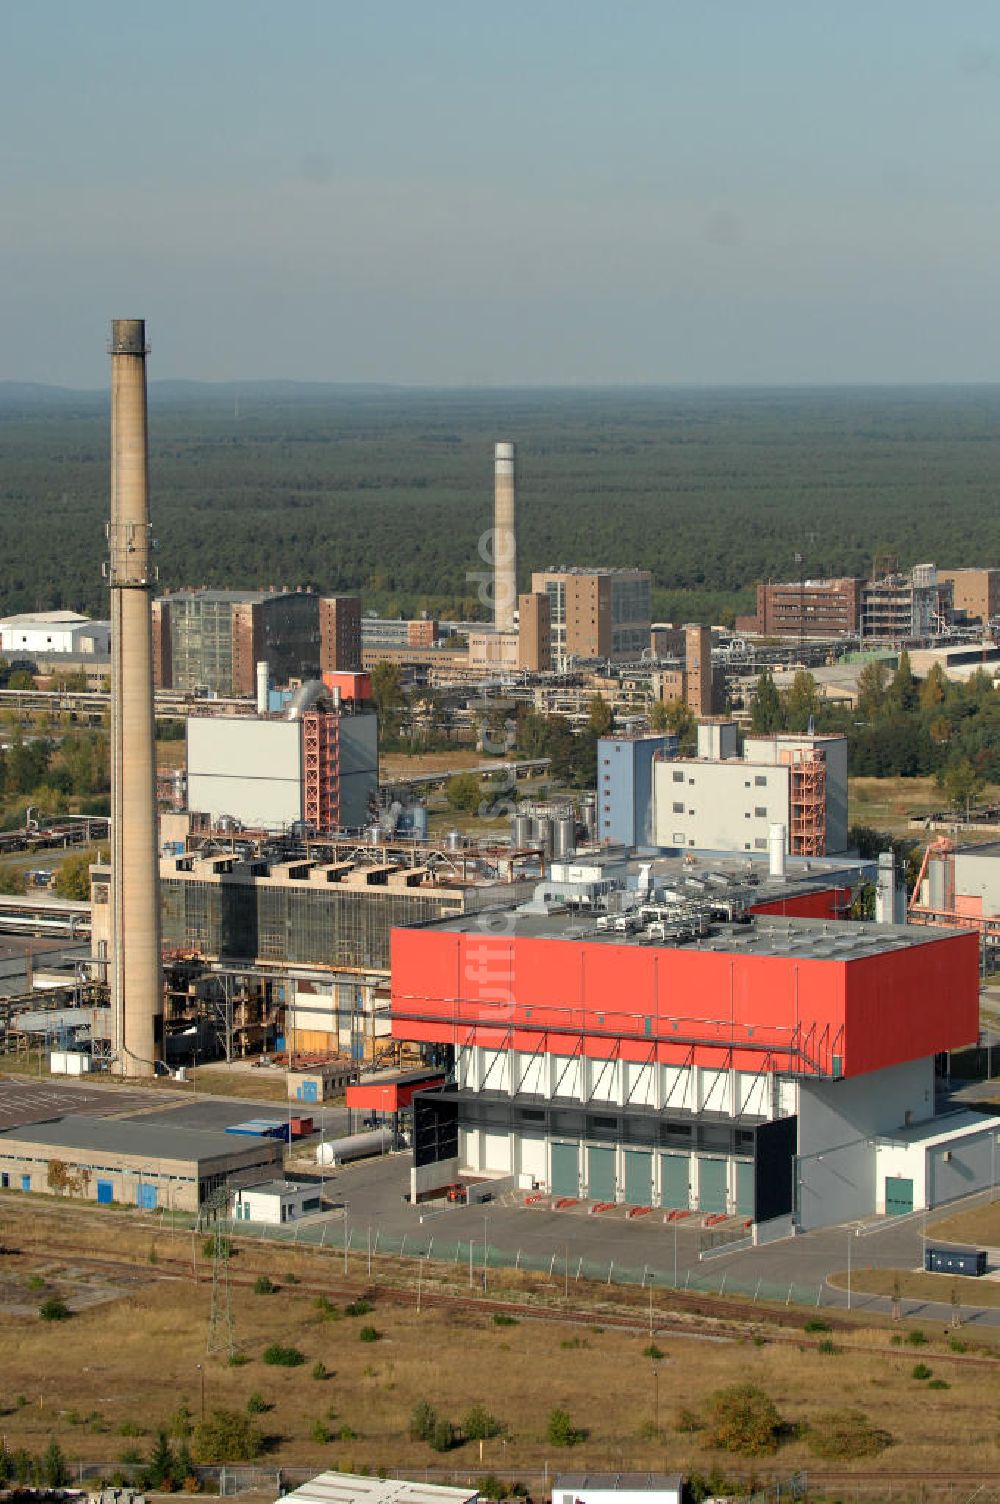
[0,610,111,659]
[530,568,652,668]
[597,732,677,847]
[651,722,848,856]
[860,564,952,643]
[319,596,362,673]
[648,624,716,717]
[185,690,378,832]
[231,1178,322,1224]
[153,587,324,696]
[0,1114,282,1212]
[91,836,539,1061]
[466,592,552,673]
[909,838,1000,969]
[740,578,863,640]
[278,1473,477,1504]
[938,568,1000,627]
[554,1478,682,1504]
[391,906,980,1230]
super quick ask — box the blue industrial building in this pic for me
[597,732,677,847]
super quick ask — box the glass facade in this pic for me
[171,598,234,694]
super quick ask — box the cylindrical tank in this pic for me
[412,803,429,842]
[553,812,575,859]
[768,823,787,879]
[316,1128,393,1166]
[255,661,269,716]
[365,823,381,844]
[581,796,597,840]
[511,813,531,848]
[534,815,553,857]
[446,829,464,852]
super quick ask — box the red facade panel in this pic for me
[750,886,852,921]
[390,926,978,1080]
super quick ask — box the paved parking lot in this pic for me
[0,1075,158,1131]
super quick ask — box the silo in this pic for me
[412,803,429,842]
[553,812,576,859]
[534,815,553,858]
[511,812,531,848]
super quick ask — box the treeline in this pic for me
[6,386,1000,624]
[751,657,1000,799]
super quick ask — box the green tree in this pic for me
[545,1408,581,1447]
[54,848,99,901]
[463,1406,505,1440]
[919,661,948,710]
[705,1384,783,1456]
[857,660,888,719]
[783,670,819,731]
[191,1409,263,1463]
[370,660,405,741]
[888,650,917,712]
[41,1440,68,1489]
[586,695,613,738]
[145,1430,176,1490]
[445,772,483,814]
[0,864,27,896]
[750,670,783,734]
[942,757,984,816]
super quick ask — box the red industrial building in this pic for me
[391,908,980,1230]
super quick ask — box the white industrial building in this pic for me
[186,699,377,832]
[0,611,111,658]
[276,1473,477,1504]
[231,1179,323,1224]
[554,1478,683,1504]
[651,722,848,855]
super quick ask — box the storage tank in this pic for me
[511,813,531,848]
[412,803,429,842]
[580,796,597,841]
[553,812,575,859]
[316,1128,393,1165]
[445,829,464,852]
[534,815,553,858]
[768,823,787,879]
[255,661,269,716]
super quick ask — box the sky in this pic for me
[4,2,1000,387]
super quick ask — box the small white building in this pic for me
[231,1179,323,1225]
[277,1473,477,1504]
[872,1111,1000,1216]
[554,1476,683,1504]
[0,611,111,657]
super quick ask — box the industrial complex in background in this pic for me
[5,317,1000,1297]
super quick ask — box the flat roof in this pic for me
[163,588,307,605]
[875,1109,998,1151]
[238,1179,316,1199]
[0,1113,279,1166]
[424,911,953,963]
[280,1472,477,1504]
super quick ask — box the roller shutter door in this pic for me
[735,1161,754,1218]
[550,1141,579,1198]
[624,1149,652,1206]
[660,1153,690,1209]
[697,1156,727,1214]
[587,1145,616,1203]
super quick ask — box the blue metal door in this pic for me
[550,1142,579,1198]
[885,1176,913,1215]
[697,1157,727,1214]
[660,1153,689,1209]
[97,1179,113,1204]
[735,1161,754,1218]
[623,1150,652,1206]
[137,1184,157,1211]
[587,1146,616,1203]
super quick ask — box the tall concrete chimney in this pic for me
[108,319,162,1076]
[494,441,517,632]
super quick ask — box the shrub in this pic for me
[170,1402,194,1440]
[948,1337,967,1353]
[253,1275,275,1295]
[315,1296,340,1320]
[492,1313,518,1327]
[804,1318,831,1333]
[27,1274,45,1291]
[312,1360,329,1381]
[41,1439,68,1489]
[911,1363,933,1380]
[345,1298,373,1317]
[311,1421,331,1445]
[429,1417,457,1453]
[359,1326,381,1343]
[202,1234,231,1259]
[246,1393,270,1415]
[806,1409,892,1460]
[39,1295,70,1321]
[338,1425,358,1442]
[907,1329,928,1347]
[674,1406,702,1434]
[817,1338,838,1355]
[705,1384,783,1456]
[284,1272,300,1284]
[546,1408,581,1447]
[927,1378,950,1390]
[145,1430,176,1490]
[119,1447,142,1466]
[476,1476,505,1502]
[226,1352,249,1368]
[410,1401,438,1442]
[643,1343,665,1360]
[191,1409,263,1463]
[262,1343,305,1367]
[463,1406,504,1441]
[119,1422,145,1438]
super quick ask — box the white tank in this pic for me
[316,1128,393,1165]
[768,823,787,879]
[256,661,269,716]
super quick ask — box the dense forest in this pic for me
[3,383,1000,624]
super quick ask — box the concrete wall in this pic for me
[796,1057,934,1230]
[653,757,790,852]
[955,850,1000,915]
[187,717,302,827]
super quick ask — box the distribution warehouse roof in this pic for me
[0,1113,273,1163]
[278,1473,477,1504]
[424,911,947,962]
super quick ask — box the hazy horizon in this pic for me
[5,3,1000,388]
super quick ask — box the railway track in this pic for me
[5,1203,1000,1368]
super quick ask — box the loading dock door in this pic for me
[624,1149,652,1206]
[550,1142,579,1198]
[587,1145,616,1203]
[885,1175,913,1216]
[660,1153,689,1209]
[96,1179,113,1205]
[137,1184,157,1211]
[697,1156,727,1214]
[735,1161,754,1218]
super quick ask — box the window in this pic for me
[673,770,684,783]
[673,831,685,843]
[754,838,767,849]
[755,774,767,786]
[754,806,767,818]
[672,801,684,813]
